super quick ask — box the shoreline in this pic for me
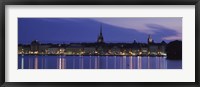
[18,54,166,57]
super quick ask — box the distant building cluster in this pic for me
[18,25,167,56]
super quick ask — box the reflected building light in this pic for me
[156,57,161,69]
[34,56,38,69]
[61,58,65,69]
[137,56,142,69]
[156,57,158,69]
[148,56,150,69]
[123,56,126,69]
[129,56,133,69]
[95,57,98,69]
[114,57,116,69]
[159,57,162,69]
[21,57,24,69]
[165,58,167,69]
[161,57,164,69]
[59,57,62,69]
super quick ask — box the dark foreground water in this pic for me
[18,55,182,69]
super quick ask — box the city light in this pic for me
[18,34,168,57]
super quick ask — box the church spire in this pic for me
[97,24,104,43]
[148,34,153,44]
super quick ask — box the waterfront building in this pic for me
[148,45,159,55]
[83,47,96,55]
[48,47,60,54]
[131,46,140,55]
[65,45,83,55]
[140,47,148,55]
[110,46,121,55]
[18,26,168,56]
[59,48,65,54]
[39,44,51,54]
[18,45,23,54]
[96,46,105,55]
[30,40,40,54]
[148,40,167,56]
[18,45,30,54]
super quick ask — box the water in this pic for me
[18,55,182,69]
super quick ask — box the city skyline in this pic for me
[18,18,182,44]
[18,18,182,69]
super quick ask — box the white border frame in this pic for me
[5,5,195,82]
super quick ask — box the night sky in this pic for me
[18,18,182,44]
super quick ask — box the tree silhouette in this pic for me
[166,40,182,60]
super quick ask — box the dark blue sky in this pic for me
[18,18,182,44]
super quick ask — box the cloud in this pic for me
[91,18,182,40]
[162,33,182,40]
[145,23,182,41]
[38,18,182,41]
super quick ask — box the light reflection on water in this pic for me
[18,55,182,69]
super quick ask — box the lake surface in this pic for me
[18,55,182,69]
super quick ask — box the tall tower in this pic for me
[31,40,40,53]
[97,24,104,43]
[148,35,153,44]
